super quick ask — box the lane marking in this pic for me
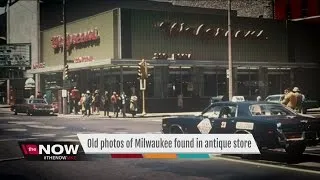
[54,138,79,141]
[214,156,320,175]
[8,121,42,125]
[112,132,129,134]
[31,134,57,137]
[304,152,320,156]
[0,137,39,142]
[4,128,28,132]
[63,135,79,138]
[0,157,24,162]
[26,125,66,129]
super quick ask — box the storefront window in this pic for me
[168,68,192,97]
[204,74,217,97]
[268,71,290,95]
[237,70,259,97]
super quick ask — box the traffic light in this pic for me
[64,64,69,80]
[144,61,151,79]
[138,60,146,79]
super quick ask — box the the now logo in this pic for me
[39,144,79,155]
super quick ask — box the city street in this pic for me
[0,107,320,179]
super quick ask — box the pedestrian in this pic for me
[80,93,86,116]
[120,92,127,117]
[111,92,117,117]
[36,92,42,98]
[71,87,80,114]
[281,88,297,111]
[292,87,303,113]
[115,94,122,118]
[130,92,138,117]
[101,91,111,117]
[255,89,261,101]
[84,90,92,117]
[93,90,100,115]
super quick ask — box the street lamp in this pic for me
[227,0,233,101]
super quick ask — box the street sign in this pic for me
[140,79,146,90]
[62,89,68,98]
[0,44,31,67]
[197,118,212,134]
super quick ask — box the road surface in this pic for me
[0,108,320,180]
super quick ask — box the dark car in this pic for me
[11,98,54,116]
[161,101,320,156]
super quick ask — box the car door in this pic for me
[213,104,238,134]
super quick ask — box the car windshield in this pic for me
[249,103,296,116]
[30,99,47,104]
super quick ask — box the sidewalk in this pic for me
[57,111,202,118]
[0,104,10,108]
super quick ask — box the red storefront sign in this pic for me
[73,56,94,63]
[290,0,302,19]
[33,63,45,69]
[274,0,287,20]
[51,28,100,50]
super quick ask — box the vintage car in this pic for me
[161,101,320,156]
[265,94,319,114]
[11,98,54,116]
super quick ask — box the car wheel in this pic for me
[302,108,307,114]
[26,110,32,116]
[170,126,184,134]
[285,143,306,157]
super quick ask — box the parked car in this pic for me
[161,101,320,157]
[265,94,319,114]
[11,98,54,116]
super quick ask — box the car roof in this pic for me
[212,101,280,105]
[267,94,284,97]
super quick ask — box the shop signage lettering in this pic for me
[51,28,100,50]
[33,63,45,69]
[155,21,265,39]
[74,56,94,63]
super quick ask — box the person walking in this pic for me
[111,92,118,117]
[115,94,122,118]
[93,90,100,115]
[80,93,86,116]
[84,90,92,117]
[120,92,127,117]
[130,92,138,117]
[101,91,111,117]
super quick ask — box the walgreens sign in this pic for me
[51,28,100,50]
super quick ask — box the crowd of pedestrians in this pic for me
[77,89,138,118]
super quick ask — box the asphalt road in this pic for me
[0,108,320,180]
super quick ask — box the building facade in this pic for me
[28,6,320,112]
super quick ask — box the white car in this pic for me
[265,94,284,103]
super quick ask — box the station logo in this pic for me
[19,141,84,161]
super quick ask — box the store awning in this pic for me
[25,78,35,89]
[112,59,320,69]
[26,59,113,74]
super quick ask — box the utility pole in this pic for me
[228,0,233,101]
[62,0,68,114]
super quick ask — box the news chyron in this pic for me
[18,141,85,161]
